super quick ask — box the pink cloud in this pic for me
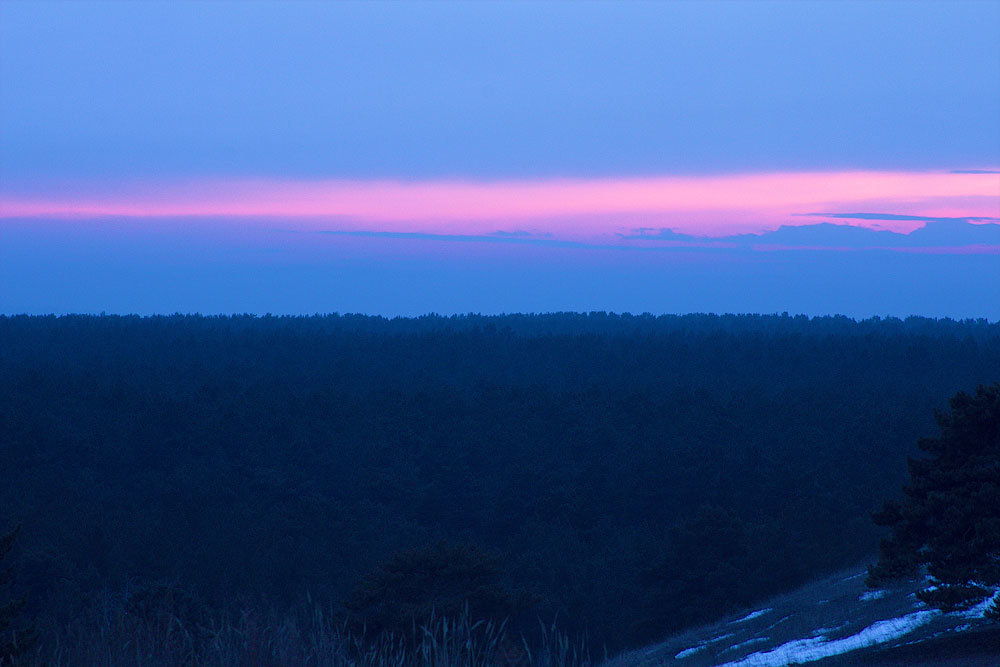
[1,169,997,239]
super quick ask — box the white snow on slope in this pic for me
[674,645,707,659]
[713,610,940,667]
[858,589,886,601]
[810,623,846,637]
[729,608,771,624]
[960,590,999,619]
[730,636,769,651]
[673,632,736,659]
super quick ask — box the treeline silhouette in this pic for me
[1,313,998,652]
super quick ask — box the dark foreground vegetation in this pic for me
[869,382,1000,614]
[1,312,999,662]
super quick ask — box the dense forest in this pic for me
[1,313,998,657]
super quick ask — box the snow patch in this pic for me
[730,608,772,624]
[730,636,770,651]
[714,636,826,667]
[762,615,791,632]
[810,623,847,637]
[673,645,707,659]
[859,589,886,602]
[713,610,940,667]
[958,590,998,618]
[673,631,737,659]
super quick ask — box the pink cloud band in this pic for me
[2,169,997,238]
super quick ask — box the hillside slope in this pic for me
[610,567,999,667]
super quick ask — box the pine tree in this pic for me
[868,383,1000,611]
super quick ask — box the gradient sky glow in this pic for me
[1,1,998,317]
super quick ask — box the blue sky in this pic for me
[1,1,998,317]
[3,0,998,179]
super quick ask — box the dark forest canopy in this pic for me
[3,311,995,337]
[1,313,998,652]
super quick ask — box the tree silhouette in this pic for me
[869,383,1000,610]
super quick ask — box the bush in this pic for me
[344,542,538,641]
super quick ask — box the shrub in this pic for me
[344,542,538,641]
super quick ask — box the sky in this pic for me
[1,0,998,317]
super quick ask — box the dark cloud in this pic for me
[490,230,553,239]
[315,229,724,253]
[619,228,698,241]
[624,220,1000,248]
[333,220,1000,250]
[317,229,594,249]
[799,212,1000,224]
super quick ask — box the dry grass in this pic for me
[20,594,592,667]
